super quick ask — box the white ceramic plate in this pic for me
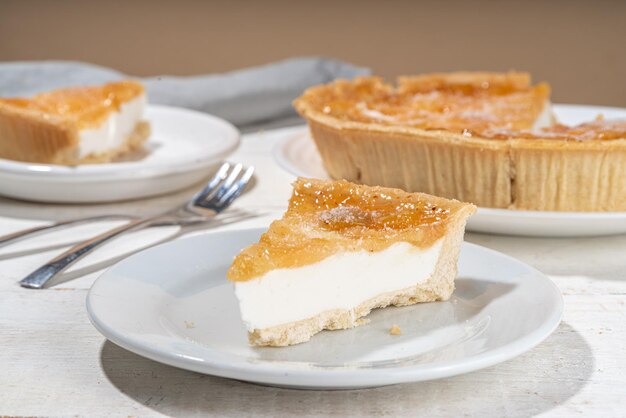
[87,227,563,390]
[0,105,240,203]
[273,104,626,237]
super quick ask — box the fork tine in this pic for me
[198,164,252,212]
[211,162,243,201]
[193,162,231,201]
[215,166,255,209]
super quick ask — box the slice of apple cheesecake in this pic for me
[228,178,476,346]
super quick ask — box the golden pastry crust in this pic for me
[306,119,514,210]
[227,178,476,282]
[294,72,626,211]
[511,137,626,210]
[0,81,149,165]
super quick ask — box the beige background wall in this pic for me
[0,0,624,106]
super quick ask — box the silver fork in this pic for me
[20,162,254,289]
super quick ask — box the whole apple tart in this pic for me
[294,72,626,211]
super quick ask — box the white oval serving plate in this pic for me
[87,227,563,390]
[0,105,240,203]
[273,104,626,237]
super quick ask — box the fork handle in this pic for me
[0,214,136,249]
[19,214,173,289]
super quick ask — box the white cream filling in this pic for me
[78,94,146,158]
[532,100,555,130]
[233,240,444,330]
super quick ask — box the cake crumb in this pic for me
[184,321,195,329]
[389,325,402,335]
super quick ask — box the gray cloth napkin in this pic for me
[0,57,370,129]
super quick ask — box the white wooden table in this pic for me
[1,126,625,417]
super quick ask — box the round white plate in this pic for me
[0,105,240,203]
[273,104,626,237]
[87,227,563,390]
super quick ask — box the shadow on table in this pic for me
[100,322,593,417]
